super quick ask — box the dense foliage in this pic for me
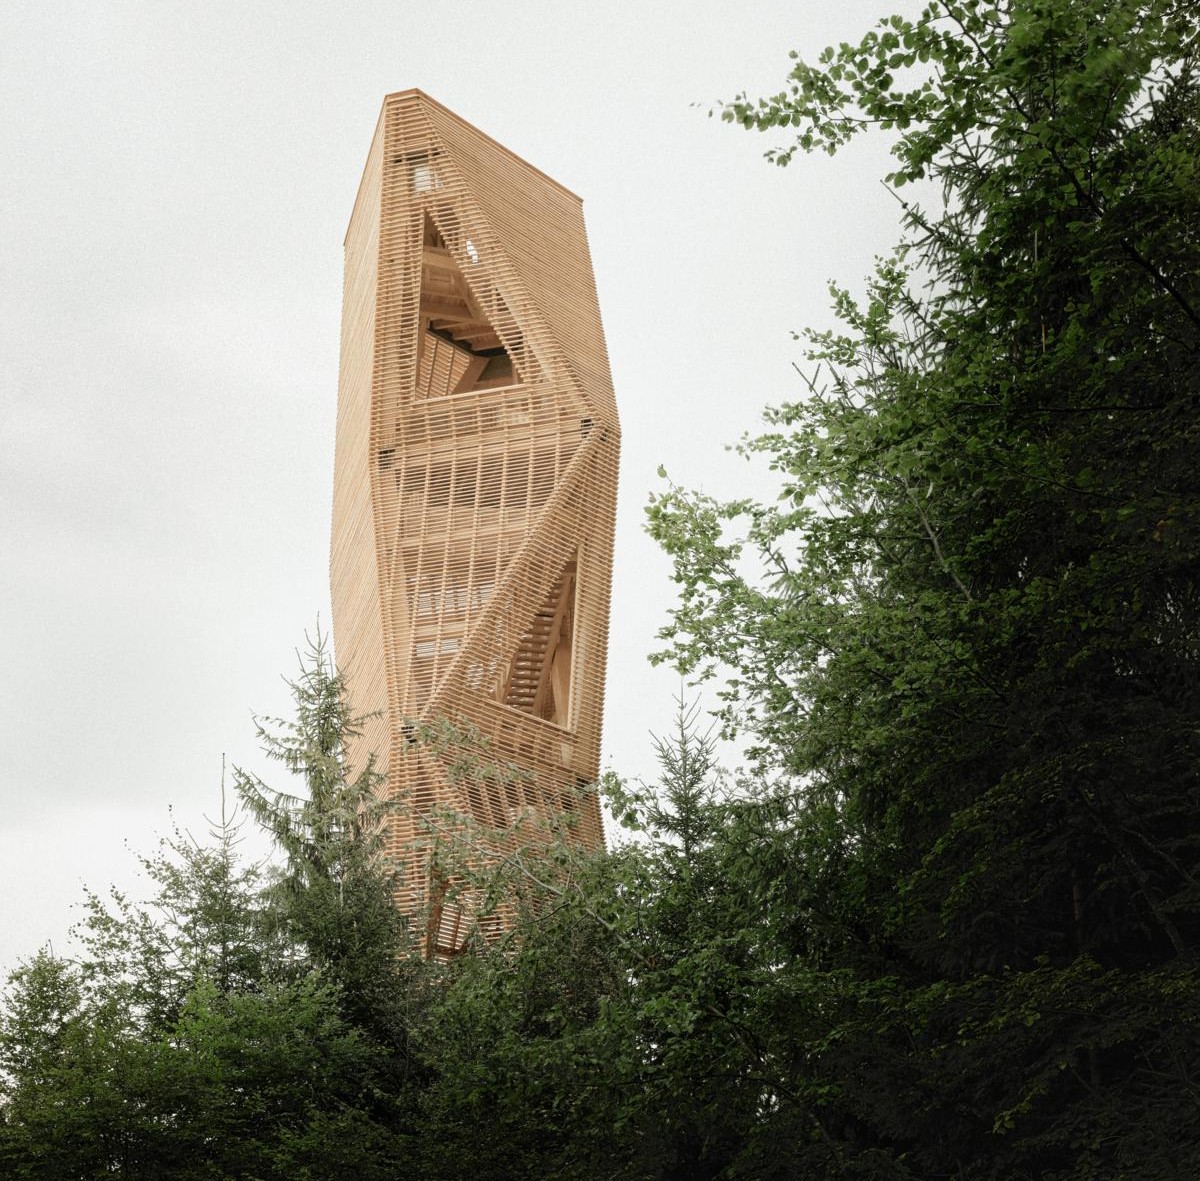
[3,1,1197,1176]
[0,646,412,1179]
[647,0,1200,1173]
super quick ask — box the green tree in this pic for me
[68,789,275,1036]
[234,632,412,1040]
[0,860,396,1180]
[408,706,791,1181]
[650,0,1200,1175]
[0,642,410,1178]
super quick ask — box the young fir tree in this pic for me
[0,822,394,1178]
[234,631,410,1035]
[0,643,408,1178]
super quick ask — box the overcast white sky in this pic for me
[1,0,916,974]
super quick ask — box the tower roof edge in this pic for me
[381,89,584,204]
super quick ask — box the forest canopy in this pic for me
[3,1,1198,1177]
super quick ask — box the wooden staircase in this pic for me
[502,560,576,724]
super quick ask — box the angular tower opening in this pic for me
[416,214,522,398]
[499,557,577,727]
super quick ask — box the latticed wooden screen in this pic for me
[331,91,619,956]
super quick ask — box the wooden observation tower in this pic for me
[330,91,619,956]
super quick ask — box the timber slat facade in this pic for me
[331,91,619,956]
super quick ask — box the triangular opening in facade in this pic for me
[415,213,526,398]
[499,556,577,727]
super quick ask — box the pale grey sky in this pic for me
[2,0,914,972]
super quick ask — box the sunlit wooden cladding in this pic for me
[330,91,619,956]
